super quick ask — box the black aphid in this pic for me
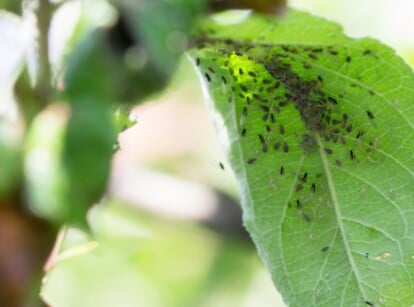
[280,166,285,176]
[321,246,329,252]
[196,57,200,66]
[332,119,341,125]
[241,128,247,136]
[363,49,373,56]
[324,148,333,155]
[308,54,318,60]
[356,130,364,139]
[329,50,338,56]
[239,68,244,75]
[317,75,323,82]
[279,125,285,135]
[246,97,252,105]
[266,125,271,132]
[279,101,289,107]
[283,142,289,153]
[219,162,224,170]
[248,71,257,77]
[368,89,375,95]
[208,67,215,73]
[365,301,375,306]
[247,158,256,164]
[262,113,269,121]
[204,73,211,82]
[302,172,308,182]
[240,85,248,92]
[367,110,375,120]
[260,105,270,112]
[295,184,303,192]
[242,107,248,117]
[274,141,281,151]
[346,124,353,133]
[350,150,356,160]
[346,56,351,63]
[311,183,316,193]
[296,199,301,209]
[328,97,337,105]
[303,213,311,222]
[270,113,276,123]
[263,79,271,84]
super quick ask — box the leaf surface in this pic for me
[189,10,414,306]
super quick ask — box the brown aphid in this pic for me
[295,184,303,192]
[266,125,271,132]
[262,113,269,121]
[324,148,333,155]
[270,113,276,123]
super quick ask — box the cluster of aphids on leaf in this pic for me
[195,37,379,225]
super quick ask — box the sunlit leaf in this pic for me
[189,9,414,306]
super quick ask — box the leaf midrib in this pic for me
[315,133,369,302]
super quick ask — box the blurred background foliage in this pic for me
[0,0,413,306]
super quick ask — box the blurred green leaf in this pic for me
[189,9,414,306]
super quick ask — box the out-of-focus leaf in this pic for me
[0,118,21,196]
[189,9,414,306]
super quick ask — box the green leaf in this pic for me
[189,9,414,306]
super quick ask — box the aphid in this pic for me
[346,124,353,133]
[350,150,356,160]
[279,124,285,135]
[242,107,248,117]
[246,97,252,105]
[240,85,248,92]
[335,160,342,167]
[324,148,333,155]
[280,165,285,176]
[279,101,289,107]
[296,199,302,209]
[262,113,269,121]
[304,63,312,69]
[303,213,311,222]
[253,93,261,100]
[274,141,281,151]
[204,73,211,82]
[363,49,373,56]
[263,79,271,84]
[328,97,337,105]
[248,71,257,77]
[266,125,271,132]
[247,158,256,164]
[368,89,375,96]
[208,67,215,73]
[239,68,244,75]
[260,105,270,112]
[196,57,200,66]
[270,113,276,123]
[329,50,338,56]
[219,162,225,170]
[317,75,323,82]
[311,183,316,193]
[356,130,364,139]
[302,172,308,182]
[346,56,351,63]
[241,128,247,136]
[221,76,227,84]
[342,113,348,123]
[308,53,318,60]
[321,246,329,252]
[365,301,375,306]
[283,142,289,153]
[367,110,375,120]
[295,184,303,192]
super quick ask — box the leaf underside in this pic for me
[189,10,414,306]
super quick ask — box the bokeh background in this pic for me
[0,0,413,306]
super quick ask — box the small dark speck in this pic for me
[335,160,342,167]
[328,97,337,105]
[311,183,316,193]
[219,162,224,170]
[346,56,351,63]
[247,158,256,164]
[296,199,302,209]
[295,184,303,192]
[365,301,375,306]
[208,67,215,73]
[248,71,257,78]
[324,148,333,155]
[283,142,289,153]
[367,110,375,120]
[302,172,308,183]
[241,128,247,136]
[317,75,323,82]
[350,150,356,160]
[280,165,285,176]
[321,246,329,252]
[303,213,311,222]
[346,124,353,133]
[274,141,281,151]
[279,125,285,135]
[204,73,211,82]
